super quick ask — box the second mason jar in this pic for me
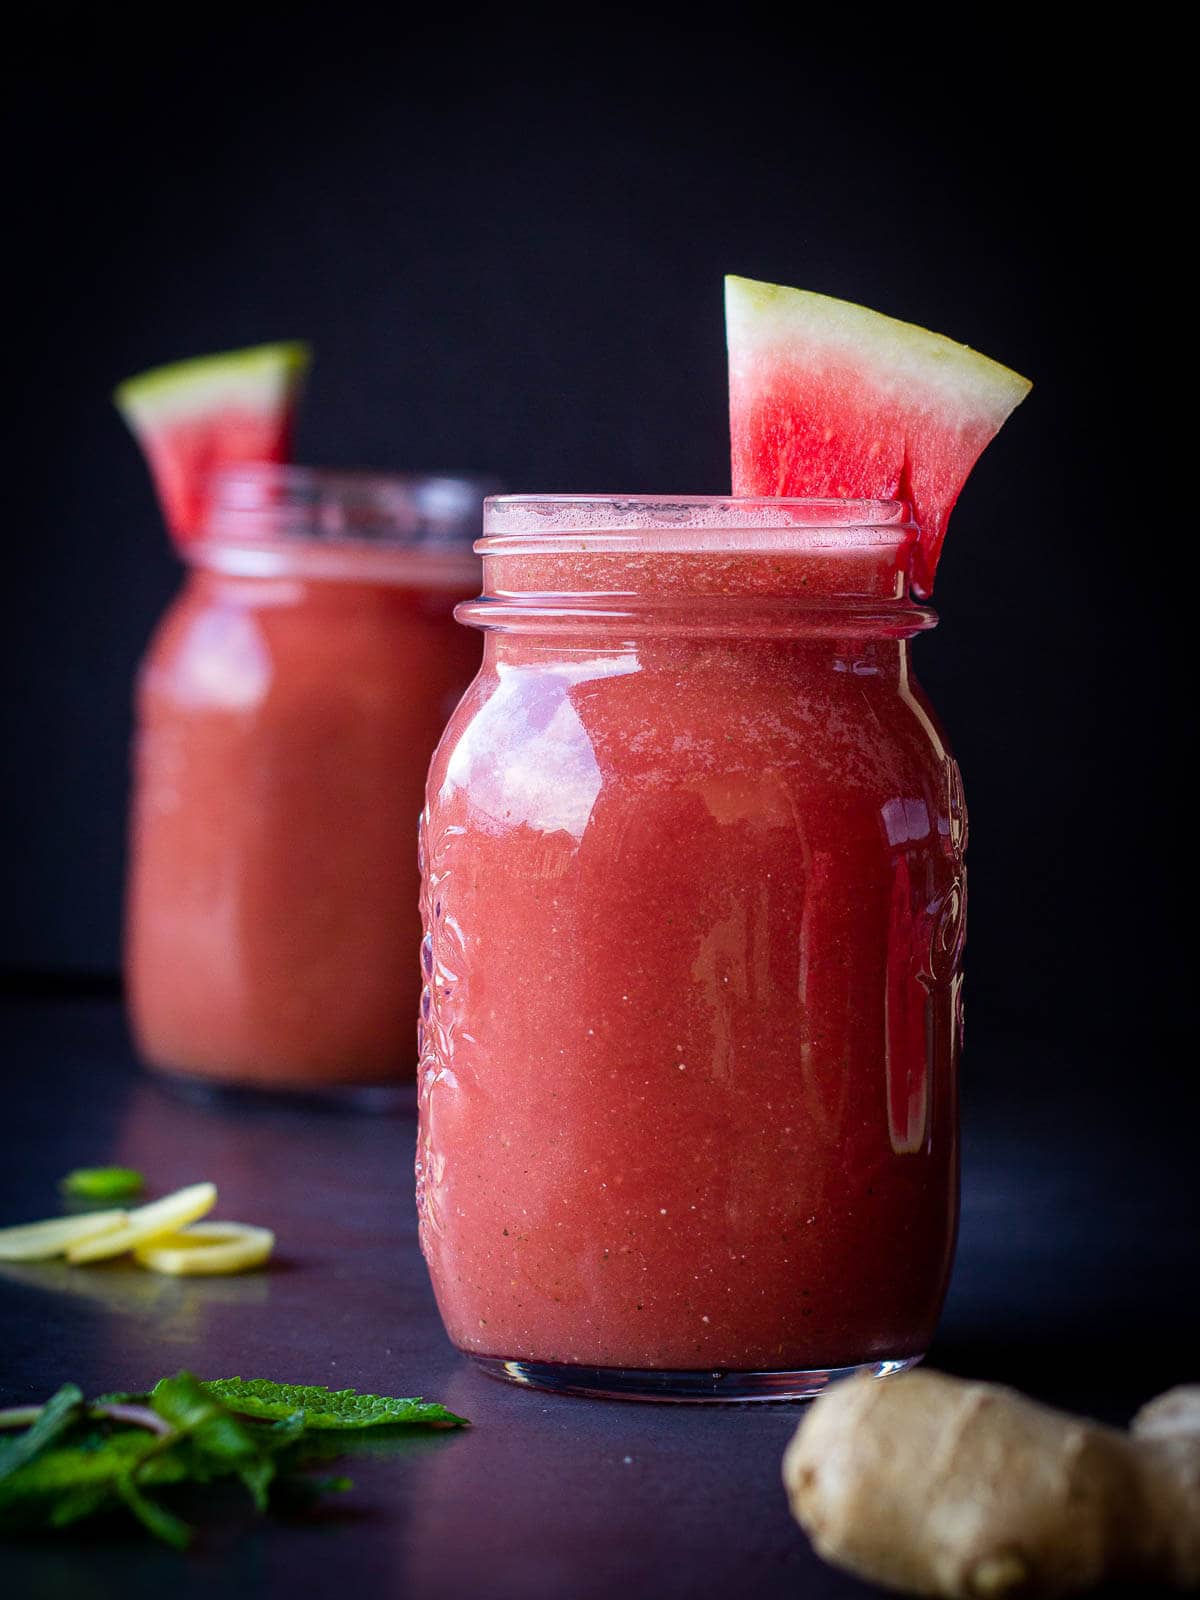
[127,466,485,1091]
[418,496,965,1399]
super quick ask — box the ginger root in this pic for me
[782,1369,1200,1598]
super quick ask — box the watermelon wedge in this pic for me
[725,277,1031,594]
[115,341,311,546]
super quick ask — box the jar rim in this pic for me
[469,494,931,638]
[189,464,490,585]
[205,464,494,544]
[484,495,913,536]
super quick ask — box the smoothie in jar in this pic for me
[417,277,1029,1398]
[127,467,483,1090]
[417,497,964,1398]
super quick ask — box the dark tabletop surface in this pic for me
[1,992,1196,1600]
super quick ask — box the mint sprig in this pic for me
[0,1372,467,1546]
[197,1378,467,1430]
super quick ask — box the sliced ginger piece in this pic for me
[0,1209,129,1262]
[134,1220,274,1276]
[67,1183,217,1264]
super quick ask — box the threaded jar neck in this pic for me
[461,496,936,640]
[188,464,489,587]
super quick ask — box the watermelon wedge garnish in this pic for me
[115,341,311,546]
[725,276,1031,594]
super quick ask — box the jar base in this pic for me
[470,1353,922,1403]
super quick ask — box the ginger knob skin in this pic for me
[782,1371,1200,1599]
[1131,1386,1200,1591]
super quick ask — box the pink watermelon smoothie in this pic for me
[418,498,964,1383]
[126,470,482,1090]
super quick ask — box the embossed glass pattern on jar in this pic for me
[417,497,964,1400]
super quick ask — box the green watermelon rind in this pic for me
[113,341,311,423]
[725,276,1032,592]
[725,277,1031,420]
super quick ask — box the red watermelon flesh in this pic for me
[725,277,1031,594]
[115,342,311,547]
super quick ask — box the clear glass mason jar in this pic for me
[126,466,485,1092]
[418,496,965,1400]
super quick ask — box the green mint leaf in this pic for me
[235,1454,277,1513]
[150,1374,296,1517]
[201,1379,468,1430]
[116,1473,191,1549]
[150,1373,263,1463]
[0,1384,83,1483]
[0,1431,176,1534]
[59,1167,145,1201]
[46,1486,112,1529]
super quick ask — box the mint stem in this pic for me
[91,1403,173,1436]
[2,1400,174,1436]
[0,1406,43,1430]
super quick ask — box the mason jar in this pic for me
[417,495,964,1399]
[127,466,484,1092]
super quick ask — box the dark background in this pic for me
[2,13,1175,1095]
